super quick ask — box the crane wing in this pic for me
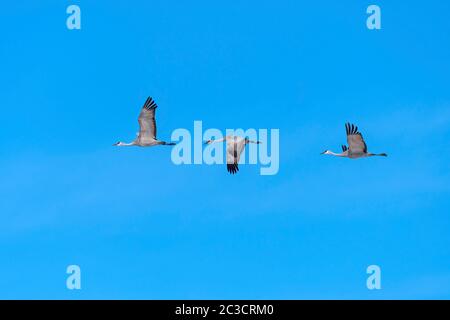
[226,138,246,174]
[345,123,367,154]
[137,97,158,144]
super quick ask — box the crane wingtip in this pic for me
[227,164,239,174]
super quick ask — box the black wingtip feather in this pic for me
[346,122,361,135]
[144,97,157,110]
[227,164,239,175]
[346,122,351,135]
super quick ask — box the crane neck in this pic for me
[329,151,346,157]
[121,141,137,146]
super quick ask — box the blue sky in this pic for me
[1,0,450,299]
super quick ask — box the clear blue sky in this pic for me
[1,0,449,299]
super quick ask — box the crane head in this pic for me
[244,137,261,144]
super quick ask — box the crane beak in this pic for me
[320,151,326,155]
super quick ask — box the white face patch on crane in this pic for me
[170,121,280,176]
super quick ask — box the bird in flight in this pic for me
[205,136,261,174]
[321,123,387,159]
[113,97,175,147]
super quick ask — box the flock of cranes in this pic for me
[114,97,388,174]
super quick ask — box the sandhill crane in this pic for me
[205,136,261,174]
[113,97,175,147]
[321,123,387,159]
